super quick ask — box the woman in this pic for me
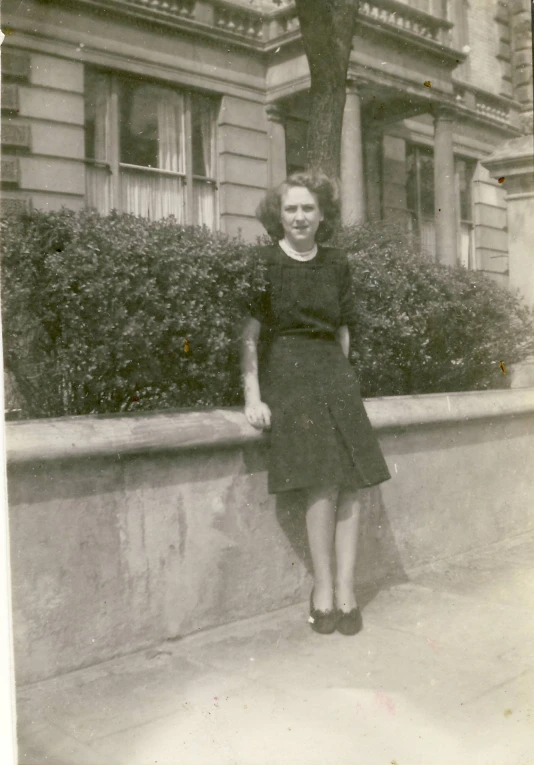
[241,172,391,635]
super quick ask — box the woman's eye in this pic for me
[284,206,297,213]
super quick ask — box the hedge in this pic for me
[1,209,532,419]
[336,222,533,396]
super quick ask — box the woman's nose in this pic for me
[294,206,305,220]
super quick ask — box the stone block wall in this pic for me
[1,49,86,216]
[7,391,534,685]
[218,95,269,239]
[510,0,534,133]
[495,0,514,98]
[465,0,507,96]
[472,162,509,286]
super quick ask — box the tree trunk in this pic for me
[294,0,360,179]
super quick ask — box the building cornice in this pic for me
[37,0,462,61]
[482,134,534,178]
[21,0,520,134]
[4,27,267,102]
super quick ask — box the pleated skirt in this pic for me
[261,335,391,495]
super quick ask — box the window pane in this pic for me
[191,94,216,178]
[86,165,111,214]
[120,167,185,221]
[84,68,110,161]
[457,158,475,221]
[193,180,216,227]
[418,147,434,218]
[285,118,307,177]
[119,79,186,173]
[84,67,111,214]
[405,144,417,213]
[119,79,159,168]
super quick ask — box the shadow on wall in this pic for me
[274,485,409,609]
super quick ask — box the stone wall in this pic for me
[472,162,509,287]
[1,49,86,216]
[218,96,268,239]
[465,0,505,96]
[1,0,269,238]
[6,390,534,685]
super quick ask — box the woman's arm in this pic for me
[241,316,272,430]
[336,324,350,359]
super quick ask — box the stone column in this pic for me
[341,79,366,224]
[433,106,458,266]
[266,104,287,188]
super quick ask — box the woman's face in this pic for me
[280,186,324,251]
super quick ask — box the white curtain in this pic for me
[193,181,216,228]
[193,95,216,227]
[459,222,472,269]
[157,91,185,173]
[86,165,111,214]
[121,168,185,222]
[197,96,215,177]
[93,75,110,162]
[420,219,436,258]
[120,88,186,221]
[86,72,111,213]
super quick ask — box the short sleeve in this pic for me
[339,255,358,327]
[245,249,272,325]
[247,285,270,325]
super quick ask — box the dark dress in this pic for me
[249,244,391,495]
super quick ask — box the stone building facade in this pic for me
[1,0,532,296]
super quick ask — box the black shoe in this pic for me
[336,607,363,636]
[309,591,337,635]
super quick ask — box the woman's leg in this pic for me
[306,486,338,611]
[334,488,368,612]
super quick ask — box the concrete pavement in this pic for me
[16,530,534,765]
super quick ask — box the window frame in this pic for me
[455,155,476,269]
[405,141,476,267]
[84,67,219,227]
[405,142,436,257]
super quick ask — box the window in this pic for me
[285,117,307,176]
[456,157,476,269]
[406,144,436,257]
[406,143,476,267]
[84,68,218,227]
[85,69,112,215]
[396,0,447,19]
[457,157,475,223]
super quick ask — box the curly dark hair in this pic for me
[256,172,340,243]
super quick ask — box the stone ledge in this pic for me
[6,389,534,464]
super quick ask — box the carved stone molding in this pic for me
[1,157,20,186]
[1,84,20,112]
[0,196,31,218]
[432,104,457,123]
[1,123,31,150]
[265,103,286,124]
[43,0,457,52]
[2,50,31,81]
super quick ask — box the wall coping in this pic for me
[5,389,534,465]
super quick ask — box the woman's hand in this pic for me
[241,317,270,429]
[245,400,272,430]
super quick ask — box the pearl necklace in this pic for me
[279,238,318,262]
